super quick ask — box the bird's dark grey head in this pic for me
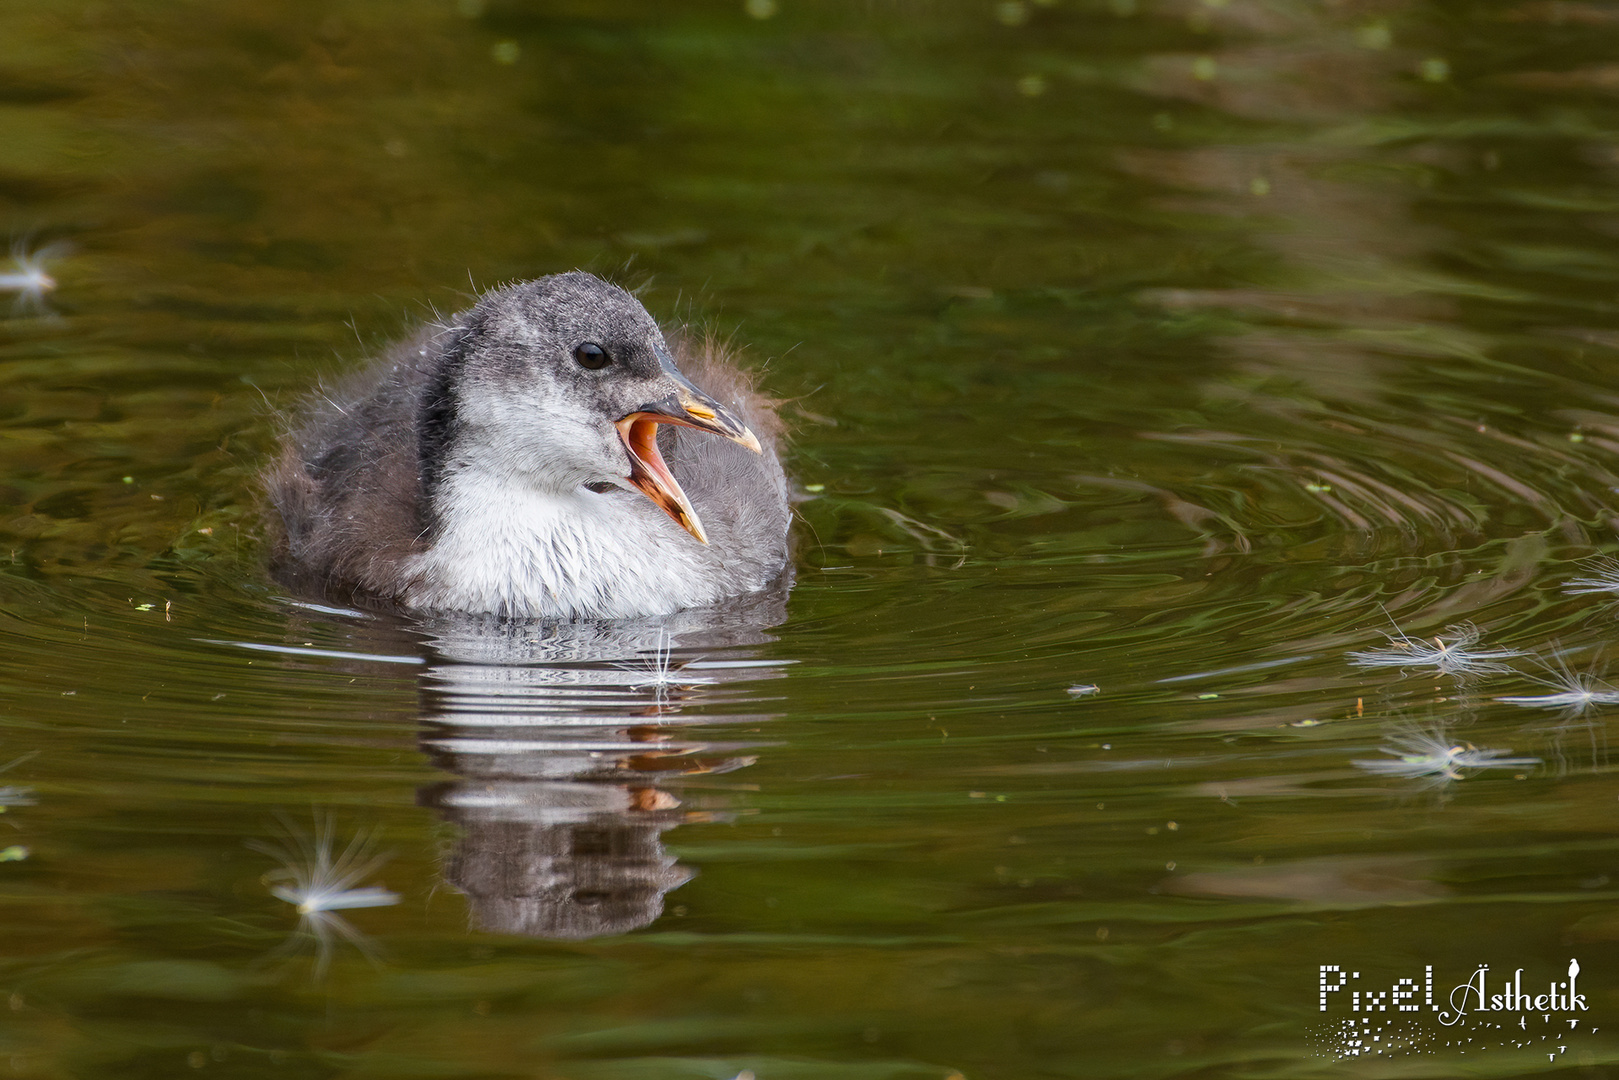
[419,272,758,541]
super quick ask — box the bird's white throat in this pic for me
[404,464,719,619]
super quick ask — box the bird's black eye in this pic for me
[573,342,611,370]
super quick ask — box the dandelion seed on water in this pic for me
[1347,620,1522,678]
[0,242,65,317]
[0,752,38,809]
[248,815,399,977]
[1353,725,1539,783]
[251,817,398,914]
[613,630,711,693]
[1565,558,1619,597]
[1497,650,1619,715]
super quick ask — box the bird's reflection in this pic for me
[411,596,789,940]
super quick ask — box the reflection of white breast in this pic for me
[416,615,790,940]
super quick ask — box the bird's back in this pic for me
[266,328,442,598]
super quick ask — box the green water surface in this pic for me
[4,1,1619,1077]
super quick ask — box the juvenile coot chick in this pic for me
[266,273,790,619]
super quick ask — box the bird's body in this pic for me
[266,274,791,619]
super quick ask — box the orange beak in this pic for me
[615,380,761,544]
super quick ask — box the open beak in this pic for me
[614,360,762,545]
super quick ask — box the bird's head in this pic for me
[423,272,760,544]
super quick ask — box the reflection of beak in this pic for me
[615,363,761,545]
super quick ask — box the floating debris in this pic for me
[1066,683,1100,696]
[1565,558,1619,597]
[1498,650,1619,716]
[613,631,712,694]
[249,815,399,977]
[1348,620,1522,678]
[1353,726,1539,783]
[0,751,38,811]
[0,242,64,317]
